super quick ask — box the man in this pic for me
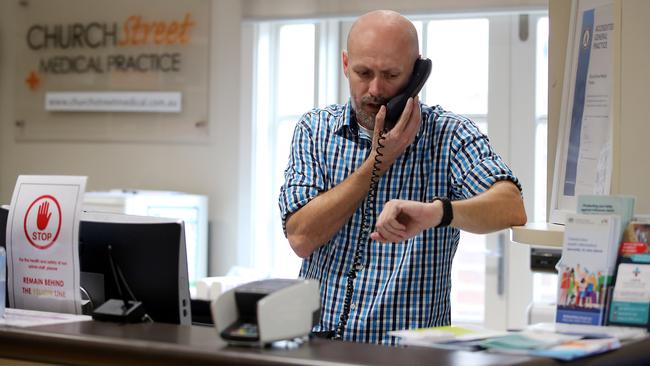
[279,10,526,344]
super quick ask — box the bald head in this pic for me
[347,10,419,62]
[342,10,420,130]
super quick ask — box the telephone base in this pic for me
[92,299,146,323]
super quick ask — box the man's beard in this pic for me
[352,95,388,131]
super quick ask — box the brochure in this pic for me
[618,222,650,264]
[577,195,635,241]
[556,214,621,325]
[609,221,650,327]
[609,263,650,326]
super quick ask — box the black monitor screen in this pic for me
[0,207,191,325]
[0,207,6,246]
[0,206,7,308]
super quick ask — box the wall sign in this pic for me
[13,0,210,142]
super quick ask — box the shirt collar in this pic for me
[333,100,358,136]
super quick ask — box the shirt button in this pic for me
[350,303,357,311]
[355,263,364,271]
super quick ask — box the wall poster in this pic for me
[551,0,617,224]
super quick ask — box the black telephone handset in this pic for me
[383,58,432,131]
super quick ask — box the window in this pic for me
[250,22,319,278]
[248,12,548,325]
[535,16,549,223]
[532,16,557,305]
[422,18,490,323]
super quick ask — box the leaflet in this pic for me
[556,214,620,325]
[609,221,650,327]
[609,263,650,325]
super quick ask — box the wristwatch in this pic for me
[432,197,453,228]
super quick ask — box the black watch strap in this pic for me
[432,197,453,228]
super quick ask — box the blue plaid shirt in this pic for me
[279,101,520,344]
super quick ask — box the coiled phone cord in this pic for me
[332,129,386,340]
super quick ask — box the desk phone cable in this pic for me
[107,245,153,323]
[332,129,386,340]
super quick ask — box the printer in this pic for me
[211,278,320,345]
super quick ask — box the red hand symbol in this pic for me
[37,201,52,230]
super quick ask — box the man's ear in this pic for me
[342,50,349,79]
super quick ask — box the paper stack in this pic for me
[389,324,508,350]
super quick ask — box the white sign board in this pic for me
[45,91,182,113]
[6,176,87,314]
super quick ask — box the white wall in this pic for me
[618,0,650,214]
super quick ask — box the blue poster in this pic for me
[564,9,595,196]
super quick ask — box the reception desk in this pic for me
[0,321,649,366]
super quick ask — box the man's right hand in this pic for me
[370,96,421,175]
[370,199,442,243]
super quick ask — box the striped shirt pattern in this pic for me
[279,101,520,344]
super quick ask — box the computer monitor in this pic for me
[0,206,191,325]
[1,206,7,308]
[84,190,208,292]
[0,206,7,240]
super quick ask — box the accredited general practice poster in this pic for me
[6,176,86,314]
[563,2,614,199]
[553,0,615,224]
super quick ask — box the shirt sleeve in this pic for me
[278,115,326,236]
[448,119,522,200]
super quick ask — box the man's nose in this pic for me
[368,76,386,97]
